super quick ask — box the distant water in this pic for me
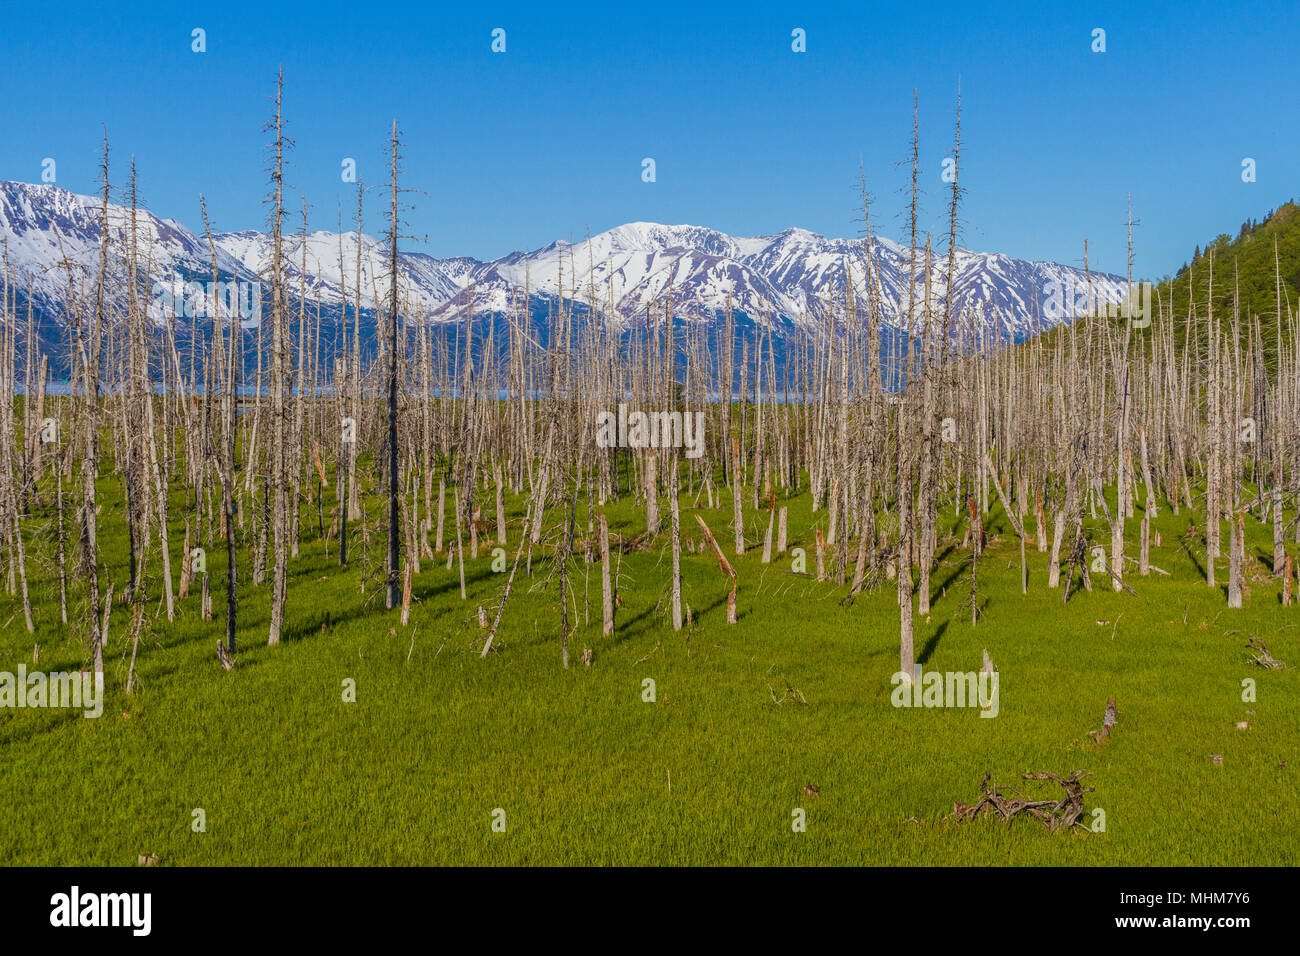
[26,384,850,405]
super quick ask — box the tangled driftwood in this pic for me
[617,532,651,554]
[949,771,1094,832]
[1246,637,1286,669]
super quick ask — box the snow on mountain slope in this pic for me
[422,221,1129,339]
[1,182,1130,343]
[0,181,254,323]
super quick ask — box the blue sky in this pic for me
[1,0,1295,278]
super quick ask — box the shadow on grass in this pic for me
[1179,538,1205,579]
[935,555,974,599]
[613,604,660,642]
[917,621,949,666]
[0,707,85,746]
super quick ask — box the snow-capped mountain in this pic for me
[0,181,253,321]
[0,181,1130,349]
[432,222,1131,341]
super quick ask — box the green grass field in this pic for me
[1,466,1296,866]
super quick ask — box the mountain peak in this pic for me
[0,181,1129,342]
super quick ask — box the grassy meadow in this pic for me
[1,458,1296,866]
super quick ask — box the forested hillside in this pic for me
[1163,201,1300,366]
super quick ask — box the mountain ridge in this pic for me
[0,180,1130,348]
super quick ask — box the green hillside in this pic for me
[1031,198,1300,365]
[1163,200,1300,330]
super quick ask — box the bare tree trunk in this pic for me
[599,512,614,636]
[385,119,403,610]
[267,71,291,645]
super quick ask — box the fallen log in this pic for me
[949,770,1094,833]
[694,514,738,624]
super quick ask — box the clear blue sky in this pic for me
[1,0,1295,279]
